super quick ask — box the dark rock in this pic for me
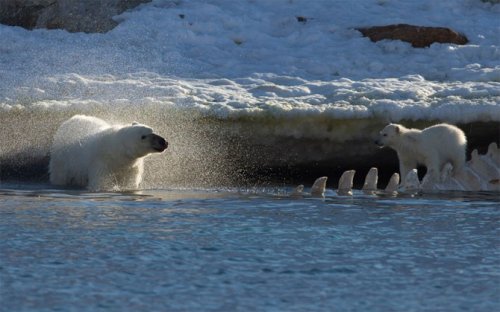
[0,0,55,29]
[0,0,152,33]
[296,16,307,23]
[357,24,468,48]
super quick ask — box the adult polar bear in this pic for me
[375,123,466,184]
[49,115,168,191]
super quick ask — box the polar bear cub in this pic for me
[375,123,466,183]
[49,115,168,191]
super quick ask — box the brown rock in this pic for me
[357,24,468,48]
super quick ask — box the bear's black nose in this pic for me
[160,138,168,149]
[152,135,168,152]
[157,137,166,146]
[158,137,168,150]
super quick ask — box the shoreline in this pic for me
[1,119,497,188]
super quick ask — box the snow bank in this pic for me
[0,0,498,185]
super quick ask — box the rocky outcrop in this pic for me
[0,0,152,33]
[357,24,468,48]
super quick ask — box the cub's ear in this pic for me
[132,121,139,126]
[395,125,400,134]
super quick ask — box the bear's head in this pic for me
[118,123,168,159]
[375,123,401,148]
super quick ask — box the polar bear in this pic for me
[375,123,466,183]
[49,115,168,191]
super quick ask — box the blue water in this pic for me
[1,184,499,312]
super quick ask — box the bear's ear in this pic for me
[394,125,400,134]
[132,121,139,126]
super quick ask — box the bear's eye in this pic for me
[141,135,146,140]
[383,134,387,137]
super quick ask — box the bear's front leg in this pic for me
[115,167,142,191]
[398,155,417,185]
[113,161,143,191]
[424,152,442,182]
[127,164,143,189]
[88,162,113,191]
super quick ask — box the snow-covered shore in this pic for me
[0,0,499,186]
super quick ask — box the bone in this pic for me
[337,170,355,196]
[385,173,400,193]
[469,149,499,182]
[435,163,464,191]
[471,145,499,191]
[488,178,500,192]
[311,176,328,197]
[291,184,304,197]
[440,166,481,191]
[401,169,420,192]
[421,173,434,191]
[444,168,466,191]
[288,143,499,197]
[441,162,454,181]
[362,167,378,193]
[487,142,499,164]
[454,166,482,191]
[421,163,458,191]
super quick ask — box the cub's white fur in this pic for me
[376,123,466,183]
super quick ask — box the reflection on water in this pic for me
[0,184,499,311]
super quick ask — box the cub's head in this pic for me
[375,123,402,148]
[119,122,168,158]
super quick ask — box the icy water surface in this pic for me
[0,184,499,312]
